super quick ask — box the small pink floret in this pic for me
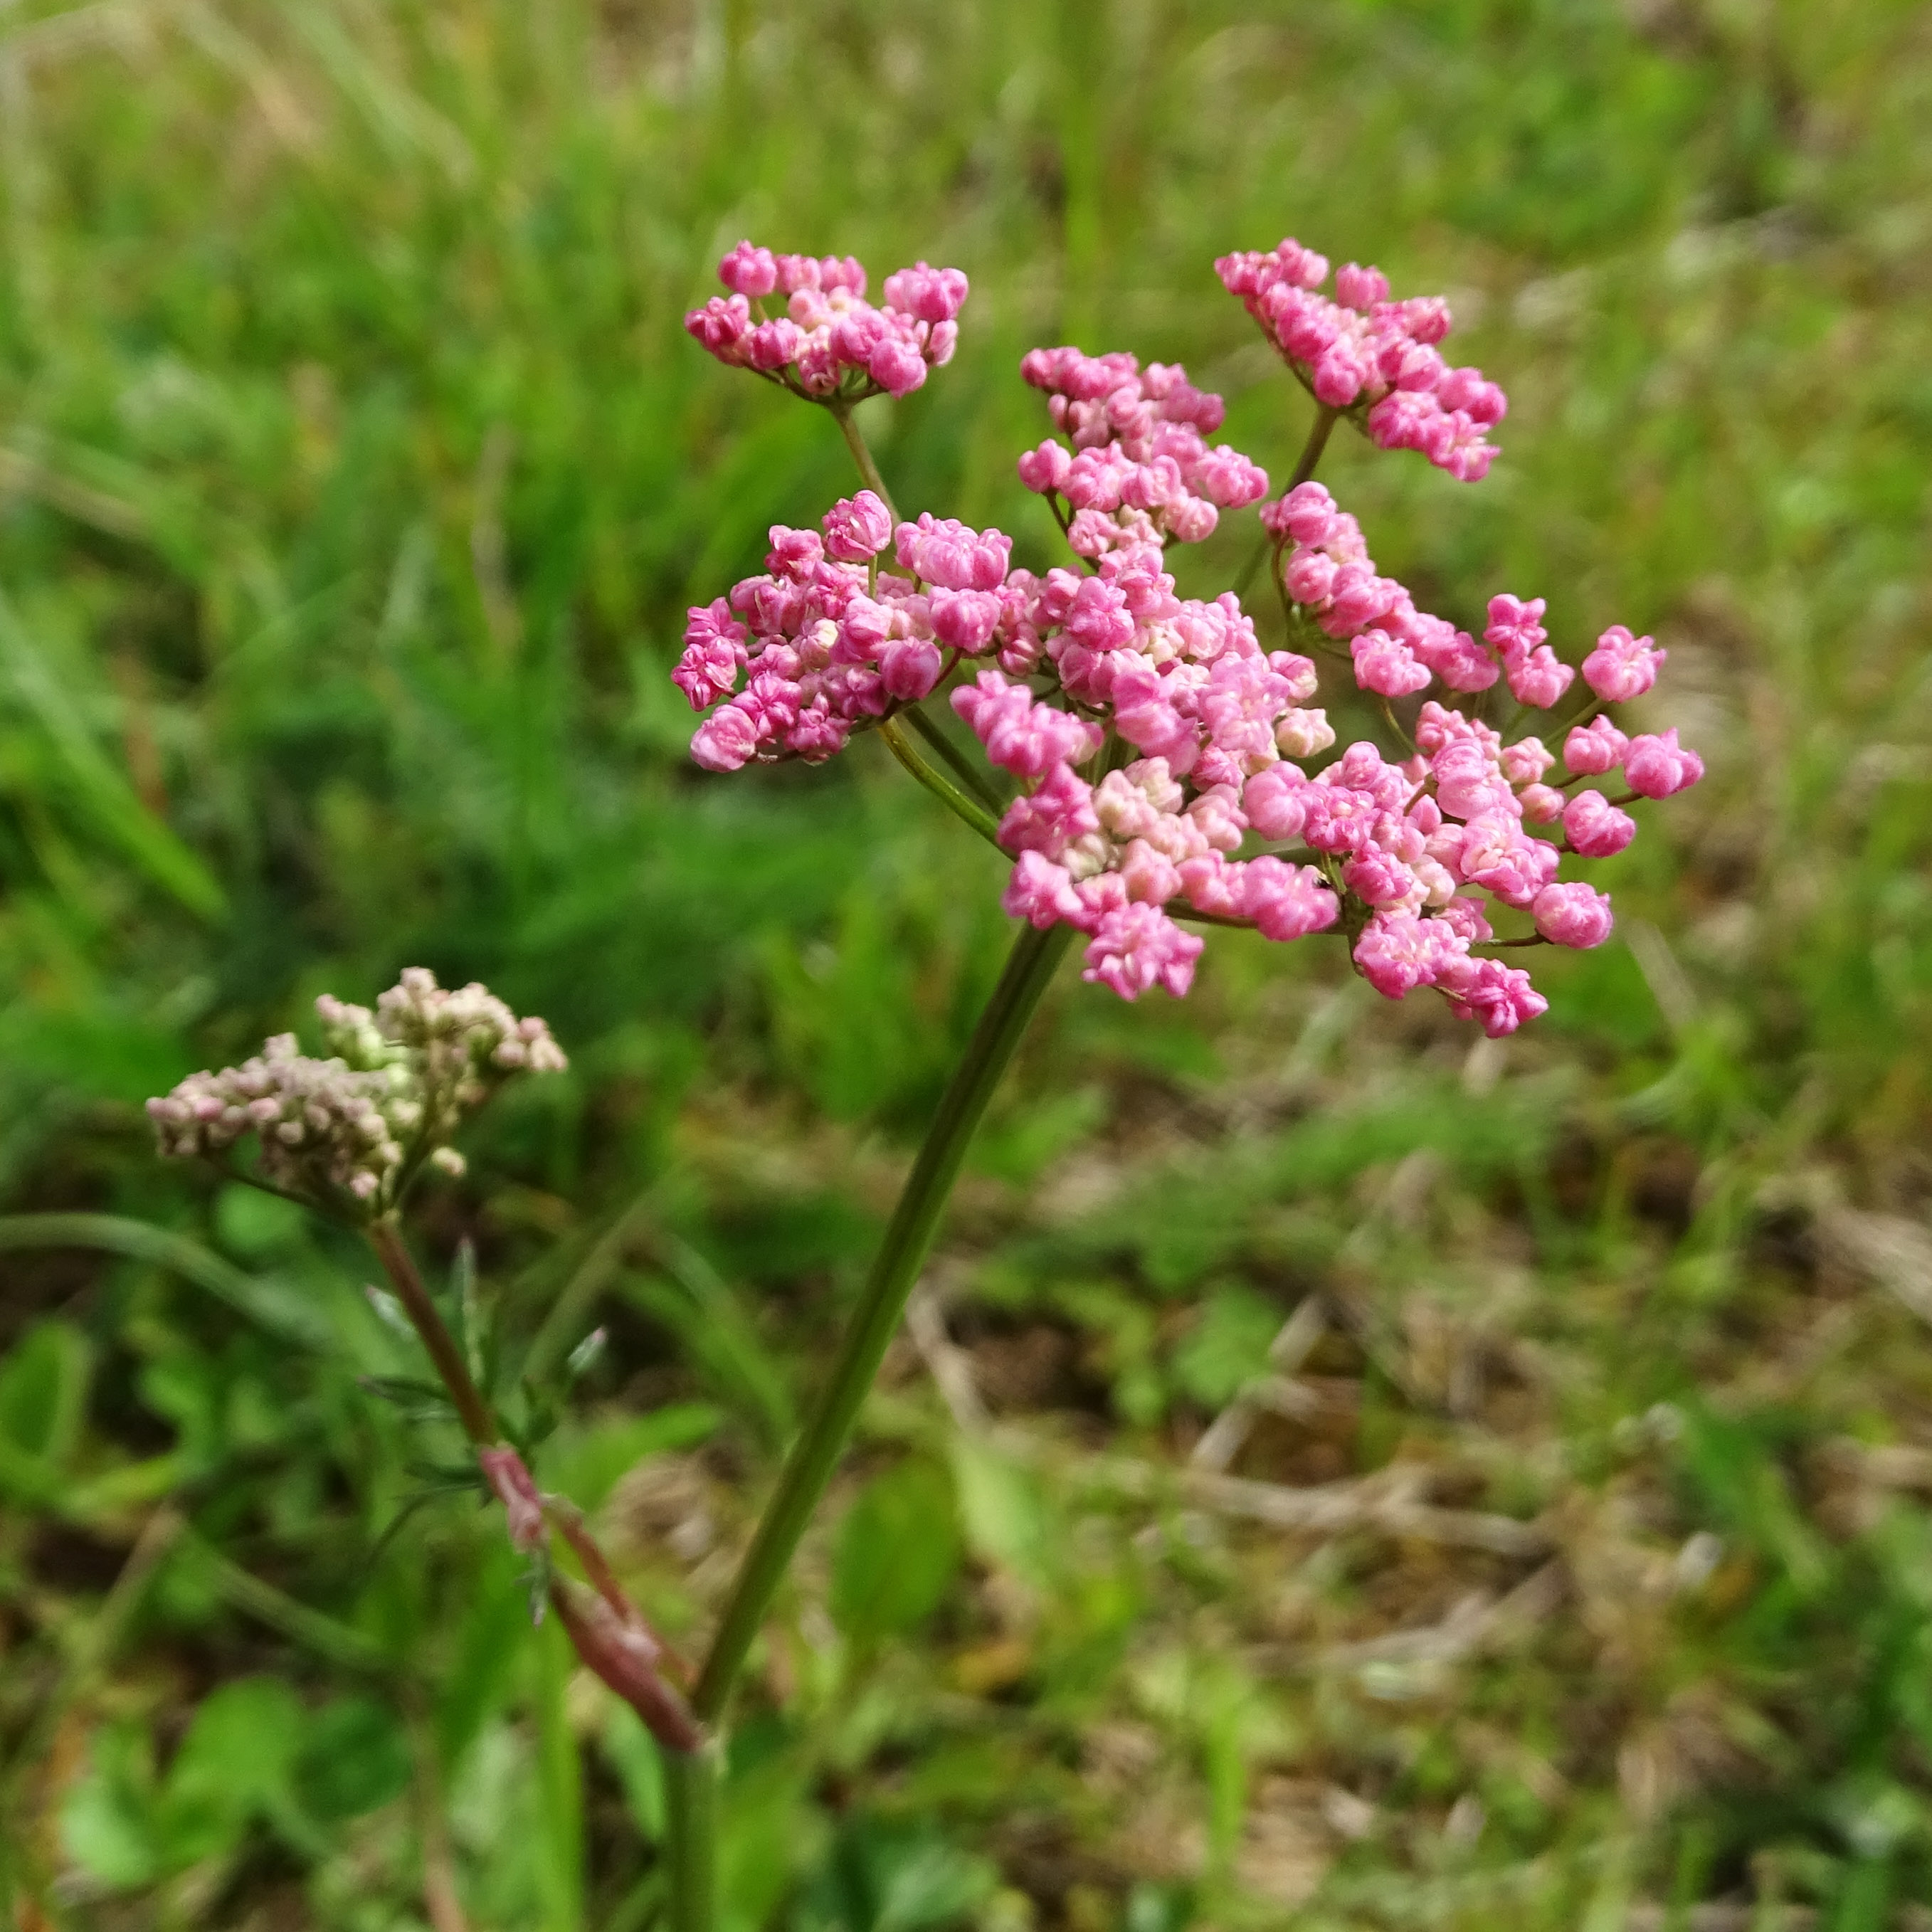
[1533,882,1615,948]
[1563,789,1637,857]
[1622,729,1704,798]
[1081,903,1203,1001]
[1582,624,1665,702]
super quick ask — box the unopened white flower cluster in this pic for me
[147,968,566,1219]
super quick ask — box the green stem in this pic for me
[1287,403,1339,490]
[878,714,1003,847]
[1232,532,1273,601]
[829,401,899,523]
[368,1218,497,1445]
[691,919,1075,1722]
[903,703,1005,813]
[664,1746,718,1932]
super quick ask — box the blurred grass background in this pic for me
[1,0,1931,1926]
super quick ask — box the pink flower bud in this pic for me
[1447,958,1548,1036]
[1003,850,1084,928]
[1533,882,1615,948]
[1344,847,1421,910]
[1283,546,1338,606]
[1117,838,1181,905]
[766,524,823,580]
[1351,629,1432,698]
[1081,903,1203,1001]
[1192,447,1270,508]
[1240,764,1308,840]
[882,262,970,324]
[1483,593,1547,660]
[1499,737,1554,785]
[1353,910,1462,999]
[1506,645,1575,709]
[830,309,887,366]
[746,318,804,370]
[1622,729,1704,798]
[1017,440,1073,494]
[1242,856,1339,940]
[1563,788,1637,857]
[1324,566,1400,635]
[1275,708,1335,759]
[717,240,778,297]
[931,588,1003,653]
[1563,716,1629,775]
[774,253,820,294]
[1457,815,1559,907]
[998,763,1099,857]
[1061,575,1136,652]
[878,636,942,701]
[672,633,741,712]
[690,703,761,771]
[1582,624,1665,702]
[1166,497,1219,543]
[953,669,1102,778]
[1335,262,1390,310]
[868,336,929,396]
[822,490,894,563]
[1437,894,1493,942]
[1186,785,1248,852]
[685,295,753,361]
[1311,346,1368,406]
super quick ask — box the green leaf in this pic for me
[156,1676,305,1867]
[831,1457,963,1645]
[949,1440,1054,1590]
[1172,1286,1281,1410]
[0,588,226,919]
[214,1183,307,1259]
[536,1402,722,1514]
[0,1319,92,1464]
[358,1373,460,1422]
[874,1838,998,1932]
[60,1721,159,1891]
[622,1264,791,1450]
[598,1703,665,1842]
[295,1696,413,1824]
[0,1213,331,1349]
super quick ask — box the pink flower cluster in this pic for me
[1218,238,1505,481]
[675,235,1709,1032]
[942,529,1697,1028]
[1015,349,1269,556]
[685,243,968,400]
[954,542,1344,1001]
[674,494,1025,769]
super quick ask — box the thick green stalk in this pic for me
[663,1746,717,1932]
[902,702,1005,814]
[691,918,1074,1721]
[877,715,1003,847]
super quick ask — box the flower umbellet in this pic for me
[675,236,1703,1033]
[147,967,566,1220]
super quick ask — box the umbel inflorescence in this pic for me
[681,237,1703,1033]
[147,969,566,1218]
